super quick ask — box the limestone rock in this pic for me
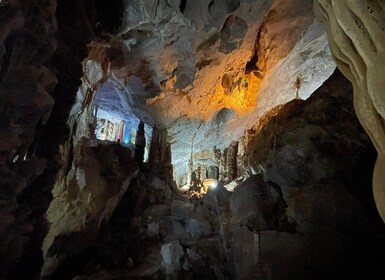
[247,71,374,202]
[315,0,385,224]
[230,175,286,231]
[142,204,170,224]
[161,240,184,275]
[170,199,194,220]
[185,217,211,239]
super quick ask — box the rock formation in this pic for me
[45,70,385,280]
[1,0,385,279]
[0,0,89,277]
[314,0,385,223]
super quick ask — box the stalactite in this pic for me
[235,136,245,178]
[207,165,219,179]
[187,153,193,185]
[196,165,202,182]
[315,0,385,222]
[102,119,108,140]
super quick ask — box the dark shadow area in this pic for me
[94,0,124,33]
[179,0,187,13]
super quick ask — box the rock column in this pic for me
[227,141,239,182]
[315,0,385,222]
[134,121,146,165]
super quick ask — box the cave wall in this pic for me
[0,0,94,278]
[41,39,140,276]
[314,0,385,222]
[235,70,385,279]
[6,0,336,188]
[1,0,384,279]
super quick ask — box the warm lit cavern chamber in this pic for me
[1,0,385,279]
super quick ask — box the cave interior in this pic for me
[1,0,385,280]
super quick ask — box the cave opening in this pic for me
[92,80,153,163]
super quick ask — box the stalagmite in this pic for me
[220,148,227,182]
[161,143,174,181]
[227,141,239,182]
[199,165,208,182]
[134,121,146,165]
[207,165,219,179]
[315,0,385,222]
[148,126,161,170]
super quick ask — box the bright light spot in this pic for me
[209,181,218,189]
[122,122,131,144]
[12,155,19,163]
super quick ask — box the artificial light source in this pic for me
[202,179,218,193]
[209,180,218,189]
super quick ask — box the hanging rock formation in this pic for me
[314,0,385,222]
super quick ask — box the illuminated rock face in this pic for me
[117,0,336,184]
[314,0,385,222]
[40,0,336,186]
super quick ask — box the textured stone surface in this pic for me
[0,1,91,278]
[246,71,376,203]
[230,175,286,230]
[79,0,336,184]
[2,1,385,280]
[315,0,385,224]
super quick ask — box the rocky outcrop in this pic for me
[0,1,91,278]
[247,72,371,196]
[314,0,385,223]
[230,175,286,231]
[230,71,385,279]
[42,140,139,277]
[41,30,137,277]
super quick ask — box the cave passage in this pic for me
[93,79,153,162]
[2,1,385,280]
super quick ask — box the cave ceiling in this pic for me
[82,0,336,183]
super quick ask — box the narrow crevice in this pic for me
[179,0,187,13]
